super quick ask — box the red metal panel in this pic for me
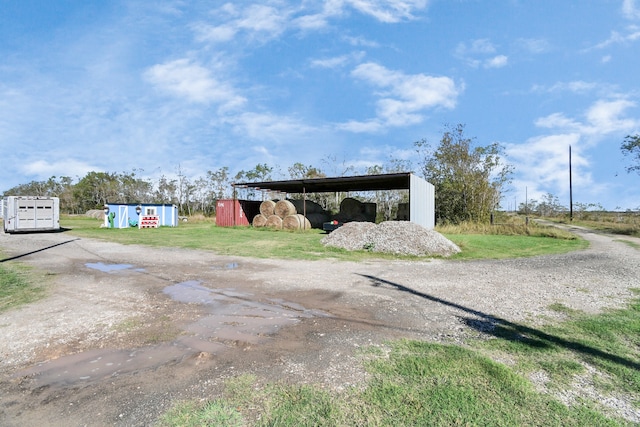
[216,199,260,227]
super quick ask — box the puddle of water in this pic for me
[163,281,230,304]
[85,262,134,273]
[16,281,329,389]
[17,345,187,387]
[211,262,239,270]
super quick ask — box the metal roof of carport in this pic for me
[233,172,414,193]
[233,172,435,229]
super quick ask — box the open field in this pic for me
[60,215,587,261]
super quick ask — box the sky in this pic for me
[1,0,639,210]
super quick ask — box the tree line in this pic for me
[14,124,635,224]
[0,124,515,223]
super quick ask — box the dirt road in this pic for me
[0,226,639,426]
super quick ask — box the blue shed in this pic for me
[103,203,179,229]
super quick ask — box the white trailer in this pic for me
[2,196,60,233]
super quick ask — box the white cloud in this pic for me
[508,98,639,205]
[535,99,638,136]
[144,59,246,110]
[623,0,640,19]
[338,119,384,133]
[485,55,508,69]
[456,38,496,56]
[199,0,429,38]
[345,0,429,23]
[237,4,288,34]
[192,23,237,43]
[583,98,638,134]
[341,62,460,132]
[20,159,99,180]
[535,113,582,130]
[294,0,346,30]
[343,35,381,47]
[220,112,318,143]
[309,51,366,69]
[455,39,508,68]
[515,38,550,54]
[310,55,350,69]
[506,133,586,200]
[545,81,599,94]
[194,4,289,44]
[588,26,640,50]
[294,0,428,31]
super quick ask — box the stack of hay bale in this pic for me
[253,200,314,230]
[252,197,377,230]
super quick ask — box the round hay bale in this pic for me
[252,214,268,227]
[265,214,283,229]
[306,212,330,229]
[260,200,276,217]
[289,199,304,213]
[274,200,296,218]
[289,199,324,214]
[363,203,377,222]
[397,203,409,220]
[85,209,105,220]
[283,214,312,230]
[340,197,363,217]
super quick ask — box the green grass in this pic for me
[446,234,589,260]
[471,293,640,399]
[159,339,628,426]
[159,295,640,426]
[61,215,587,261]
[157,400,244,427]
[0,260,46,313]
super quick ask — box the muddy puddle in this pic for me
[85,262,136,273]
[16,280,329,389]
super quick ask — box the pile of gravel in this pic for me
[321,221,461,257]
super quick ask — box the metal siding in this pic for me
[409,174,435,229]
[216,200,237,226]
[160,205,167,226]
[159,205,178,226]
[216,199,258,227]
[3,196,60,232]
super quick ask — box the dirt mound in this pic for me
[322,221,461,257]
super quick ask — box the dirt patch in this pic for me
[0,226,639,426]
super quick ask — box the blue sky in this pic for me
[1,0,639,210]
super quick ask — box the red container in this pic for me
[216,199,261,227]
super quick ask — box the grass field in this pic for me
[60,215,587,261]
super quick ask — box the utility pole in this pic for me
[569,145,573,222]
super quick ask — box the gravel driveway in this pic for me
[0,224,639,426]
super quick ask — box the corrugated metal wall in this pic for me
[409,174,435,229]
[216,199,261,227]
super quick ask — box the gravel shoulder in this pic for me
[0,224,639,426]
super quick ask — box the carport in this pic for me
[233,172,435,229]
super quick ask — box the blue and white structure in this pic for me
[103,203,178,229]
